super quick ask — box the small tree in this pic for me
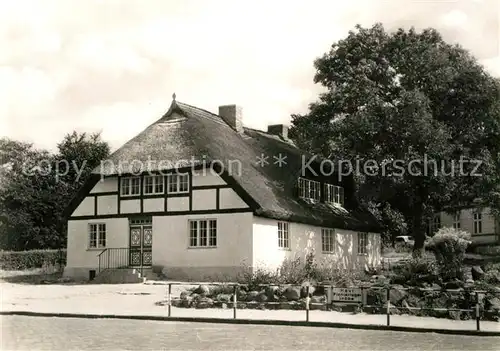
[427,227,471,281]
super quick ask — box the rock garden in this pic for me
[157,228,500,322]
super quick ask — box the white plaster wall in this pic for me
[72,197,94,216]
[90,177,118,193]
[143,198,164,212]
[252,216,381,272]
[120,199,140,214]
[153,212,253,269]
[192,172,226,186]
[66,218,129,269]
[219,188,248,209]
[192,189,216,210]
[97,195,118,215]
[167,197,189,212]
[439,207,498,244]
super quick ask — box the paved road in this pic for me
[1,316,499,350]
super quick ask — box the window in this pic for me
[278,222,290,249]
[89,223,106,249]
[321,228,335,253]
[324,184,344,206]
[121,177,140,196]
[189,219,217,247]
[143,175,164,195]
[427,214,441,235]
[167,173,189,194]
[453,211,461,229]
[357,232,368,255]
[473,212,482,234]
[298,177,320,201]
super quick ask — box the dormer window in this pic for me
[298,177,321,202]
[324,184,344,206]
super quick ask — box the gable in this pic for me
[66,167,252,219]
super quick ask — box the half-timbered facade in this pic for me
[64,97,382,281]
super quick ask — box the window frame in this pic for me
[88,223,106,249]
[357,232,368,255]
[298,177,321,202]
[188,219,217,248]
[143,175,164,195]
[321,228,335,253]
[452,211,461,229]
[121,177,141,197]
[167,173,190,194]
[324,183,344,206]
[277,221,290,249]
[473,212,482,234]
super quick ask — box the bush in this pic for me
[393,254,439,285]
[236,266,278,291]
[427,227,471,281]
[0,249,66,270]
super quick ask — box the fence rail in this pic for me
[97,248,129,274]
[160,282,499,332]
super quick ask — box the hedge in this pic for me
[0,249,66,270]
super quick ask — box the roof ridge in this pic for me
[176,101,222,119]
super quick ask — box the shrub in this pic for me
[277,256,309,284]
[0,249,66,270]
[393,254,439,285]
[427,227,471,281]
[236,266,278,291]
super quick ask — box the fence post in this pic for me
[305,285,310,322]
[386,287,391,326]
[475,291,480,331]
[167,283,172,317]
[233,284,238,319]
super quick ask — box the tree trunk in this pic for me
[411,205,426,258]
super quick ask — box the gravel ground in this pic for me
[2,315,499,351]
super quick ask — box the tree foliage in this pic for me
[0,132,110,250]
[290,24,500,254]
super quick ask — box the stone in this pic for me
[220,303,228,309]
[246,291,260,302]
[171,299,183,307]
[300,282,316,298]
[485,296,500,312]
[310,303,327,311]
[215,294,232,303]
[195,297,214,309]
[311,295,327,304]
[256,292,269,303]
[265,286,279,300]
[471,266,485,281]
[246,301,259,309]
[444,280,464,290]
[180,291,190,300]
[181,296,193,308]
[448,310,461,320]
[193,285,210,296]
[237,289,247,300]
[389,285,408,305]
[283,286,301,301]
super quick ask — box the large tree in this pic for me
[290,24,500,255]
[0,132,110,250]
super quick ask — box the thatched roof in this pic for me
[88,99,380,232]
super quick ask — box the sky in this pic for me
[1,0,499,152]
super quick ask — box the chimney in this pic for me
[267,124,289,139]
[219,105,243,133]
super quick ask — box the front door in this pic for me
[129,218,152,267]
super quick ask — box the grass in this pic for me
[0,266,65,284]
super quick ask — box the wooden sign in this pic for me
[330,287,363,303]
